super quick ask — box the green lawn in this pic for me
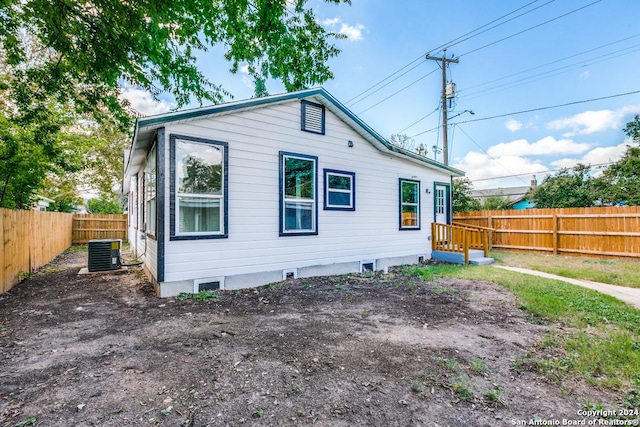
[491,249,640,289]
[409,264,640,394]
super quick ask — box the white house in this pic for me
[122,88,464,297]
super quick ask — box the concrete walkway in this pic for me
[493,265,640,310]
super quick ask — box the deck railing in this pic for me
[432,222,492,264]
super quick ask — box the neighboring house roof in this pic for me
[470,186,533,205]
[123,87,464,192]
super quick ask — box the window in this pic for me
[280,152,318,236]
[301,101,325,134]
[145,143,157,237]
[138,172,144,231]
[400,179,420,230]
[170,135,228,240]
[130,175,138,229]
[324,169,355,211]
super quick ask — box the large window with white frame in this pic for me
[399,178,420,230]
[171,135,228,240]
[280,152,318,236]
[324,169,355,211]
[145,143,157,237]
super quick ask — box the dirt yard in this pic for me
[0,250,620,426]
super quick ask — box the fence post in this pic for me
[552,214,558,255]
[464,230,469,265]
[487,216,493,250]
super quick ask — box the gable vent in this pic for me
[302,101,325,135]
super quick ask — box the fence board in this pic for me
[72,214,128,244]
[454,206,640,258]
[1,208,73,294]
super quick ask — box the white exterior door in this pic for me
[435,184,447,224]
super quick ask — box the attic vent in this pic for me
[301,101,325,135]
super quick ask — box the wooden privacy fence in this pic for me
[454,206,640,258]
[1,208,73,294]
[72,214,128,244]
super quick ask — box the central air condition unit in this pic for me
[88,239,122,272]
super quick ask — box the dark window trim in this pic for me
[300,100,325,135]
[145,140,157,240]
[156,128,166,282]
[323,169,356,211]
[279,151,319,237]
[433,181,451,225]
[169,134,229,241]
[399,178,421,231]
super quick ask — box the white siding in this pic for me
[159,99,451,284]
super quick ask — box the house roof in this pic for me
[469,186,533,204]
[123,87,464,192]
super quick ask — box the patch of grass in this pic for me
[65,244,88,253]
[14,418,36,427]
[437,265,640,390]
[176,290,222,302]
[469,359,488,375]
[251,408,264,418]
[484,385,503,405]
[437,357,459,371]
[411,380,424,394]
[492,250,640,289]
[405,265,464,281]
[451,374,474,401]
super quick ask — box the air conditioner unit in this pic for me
[88,239,121,272]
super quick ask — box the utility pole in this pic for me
[425,50,458,165]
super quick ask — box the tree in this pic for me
[527,164,596,208]
[389,134,428,157]
[623,115,640,143]
[594,145,640,206]
[452,178,481,212]
[1,0,350,119]
[481,195,512,211]
[88,195,123,214]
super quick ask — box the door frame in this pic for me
[433,182,451,224]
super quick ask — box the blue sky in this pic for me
[123,0,640,190]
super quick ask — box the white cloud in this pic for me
[339,23,365,41]
[321,17,365,41]
[487,136,590,157]
[452,151,548,189]
[580,70,590,79]
[505,119,522,132]
[550,140,630,169]
[119,86,173,116]
[322,17,341,26]
[547,104,640,137]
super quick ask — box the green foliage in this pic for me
[594,145,640,206]
[624,115,640,143]
[176,290,222,302]
[1,0,350,117]
[527,164,596,208]
[481,195,512,210]
[87,195,123,214]
[452,178,481,212]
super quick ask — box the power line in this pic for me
[409,89,640,138]
[453,90,640,125]
[436,0,556,53]
[459,0,603,57]
[396,105,440,134]
[344,1,558,107]
[460,43,640,101]
[357,67,439,115]
[454,125,530,186]
[348,60,426,107]
[459,33,640,95]
[472,161,615,182]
